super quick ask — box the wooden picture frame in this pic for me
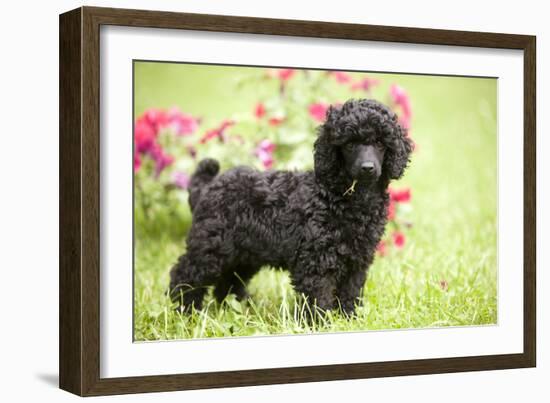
[59,6,536,396]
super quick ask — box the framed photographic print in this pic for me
[59,6,536,396]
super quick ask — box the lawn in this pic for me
[133,63,497,341]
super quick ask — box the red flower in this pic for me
[268,117,285,126]
[200,129,220,144]
[351,76,380,92]
[328,71,352,84]
[199,120,235,144]
[254,103,266,119]
[277,69,296,81]
[390,188,411,203]
[376,240,387,256]
[387,201,396,220]
[393,231,406,249]
[308,102,329,122]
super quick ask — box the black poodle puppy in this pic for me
[169,99,413,314]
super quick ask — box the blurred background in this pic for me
[133,61,497,341]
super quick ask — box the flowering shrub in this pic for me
[135,68,414,254]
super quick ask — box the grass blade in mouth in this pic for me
[343,179,358,196]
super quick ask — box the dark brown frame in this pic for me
[59,6,536,396]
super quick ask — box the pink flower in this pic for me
[277,69,296,81]
[142,108,169,131]
[308,102,329,122]
[257,139,276,154]
[133,107,199,178]
[172,171,190,189]
[376,240,387,256]
[351,77,380,92]
[255,139,276,169]
[254,103,266,119]
[390,84,412,129]
[168,109,199,136]
[390,84,410,108]
[157,154,174,177]
[135,108,199,155]
[149,144,174,177]
[257,151,274,169]
[136,107,199,139]
[390,188,411,203]
[134,118,156,153]
[199,120,235,144]
[328,71,352,84]
[134,152,141,172]
[393,231,406,249]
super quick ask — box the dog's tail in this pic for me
[188,158,220,211]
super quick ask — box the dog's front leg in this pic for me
[292,269,338,312]
[336,268,368,315]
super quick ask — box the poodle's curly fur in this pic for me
[169,99,413,314]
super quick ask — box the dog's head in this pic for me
[314,99,413,193]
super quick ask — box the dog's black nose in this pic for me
[361,161,375,175]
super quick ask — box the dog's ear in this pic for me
[314,105,348,191]
[320,104,344,143]
[382,122,413,181]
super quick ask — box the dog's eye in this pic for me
[375,141,385,150]
[343,143,355,151]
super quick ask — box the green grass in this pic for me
[134,64,497,341]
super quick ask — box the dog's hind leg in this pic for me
[213,265,258,303]
[168,253,223,312]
